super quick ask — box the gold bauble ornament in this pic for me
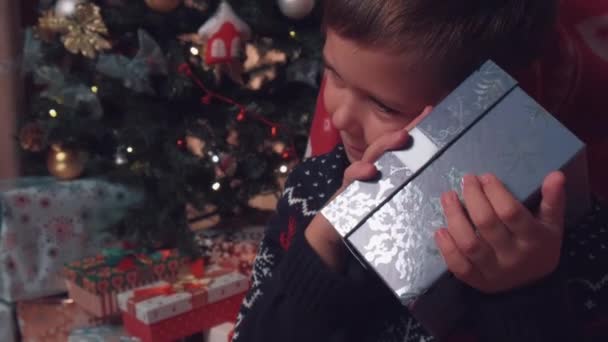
[47,144,88,180]
[145,0,182,12]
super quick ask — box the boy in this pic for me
[233,1,607,341]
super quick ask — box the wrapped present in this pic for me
[203,322,235,342]
[195,226,264,275]
[68,325,139,342]
[64,248,186,318]
[0,177,141,302]
[118,269,248,342]
[321,61,591,337]
[17,295,104,342]
[0,300,16,342]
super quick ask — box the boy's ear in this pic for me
[405,105,434,131]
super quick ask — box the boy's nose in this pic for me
[331,96,362,134]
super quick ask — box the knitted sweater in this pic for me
[233,145,608,342]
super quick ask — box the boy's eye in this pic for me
[373,100,399,115]
[324,67,345,87]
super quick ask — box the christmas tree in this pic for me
[18,0,322,253]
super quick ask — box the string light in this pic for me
[211,155,220,163]
[49,109,58,118]
[211,182,221,191]
[115,154,127,165]
[190,46,200,56]
[178,62,300,166]
[91,85,99,93]
[55,151,67,162]
[126,146,134,153]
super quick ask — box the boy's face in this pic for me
[323,30,443,162]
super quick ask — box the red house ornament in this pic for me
[197,1,251,83]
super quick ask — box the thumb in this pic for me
[538,171,566,230]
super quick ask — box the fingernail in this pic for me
[479,174,492,185]
[435,228,448,242]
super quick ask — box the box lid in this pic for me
[322,61,518,237]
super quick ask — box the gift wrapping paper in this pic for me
[122,293,244,342]
[17,295,104,342]
[195,226,263,276]
[321,61,590,337]
[117,270,249,324]
[0,300,16,342]
[64,248,185,318]
[68,325,140,342]
[0,177,141,302]
[203,322,235,342]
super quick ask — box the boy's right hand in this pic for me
[304,127,411,272]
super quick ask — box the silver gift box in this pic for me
[321,61,590,336]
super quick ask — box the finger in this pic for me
[342,161,378,186]
[462,174,513,253]
[538,171,566,231]
[360,105,434,163]
[441,190,496,271]
[478,173,535,237]
[435,228,484,288]
[361,128,410,164]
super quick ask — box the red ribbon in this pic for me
[190,258,205,278]
[132,284,175,303]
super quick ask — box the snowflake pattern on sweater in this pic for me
[233,145,608,342]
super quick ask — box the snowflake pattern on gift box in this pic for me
[1,231,18,251]
[358,177,447,301]
[12,193,31,208]
[473,63,511,109]
[421,61,515,148]
[1,204,12,221]
[44,216,77,243]
[443,167,466,200]
[39,197,51,209]
[323,177,399,236]
[525,104,553,129]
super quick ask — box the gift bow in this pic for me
[132,283,175,302]
[132,279,206,305]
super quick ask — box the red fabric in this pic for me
[307,77,341,157]
[308,0,608,199]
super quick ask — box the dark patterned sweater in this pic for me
[233,145,608,342]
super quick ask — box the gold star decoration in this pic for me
[38,3,111,58]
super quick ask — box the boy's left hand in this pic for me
[435,171,566,294]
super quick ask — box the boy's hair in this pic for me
[323,0,558,88]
